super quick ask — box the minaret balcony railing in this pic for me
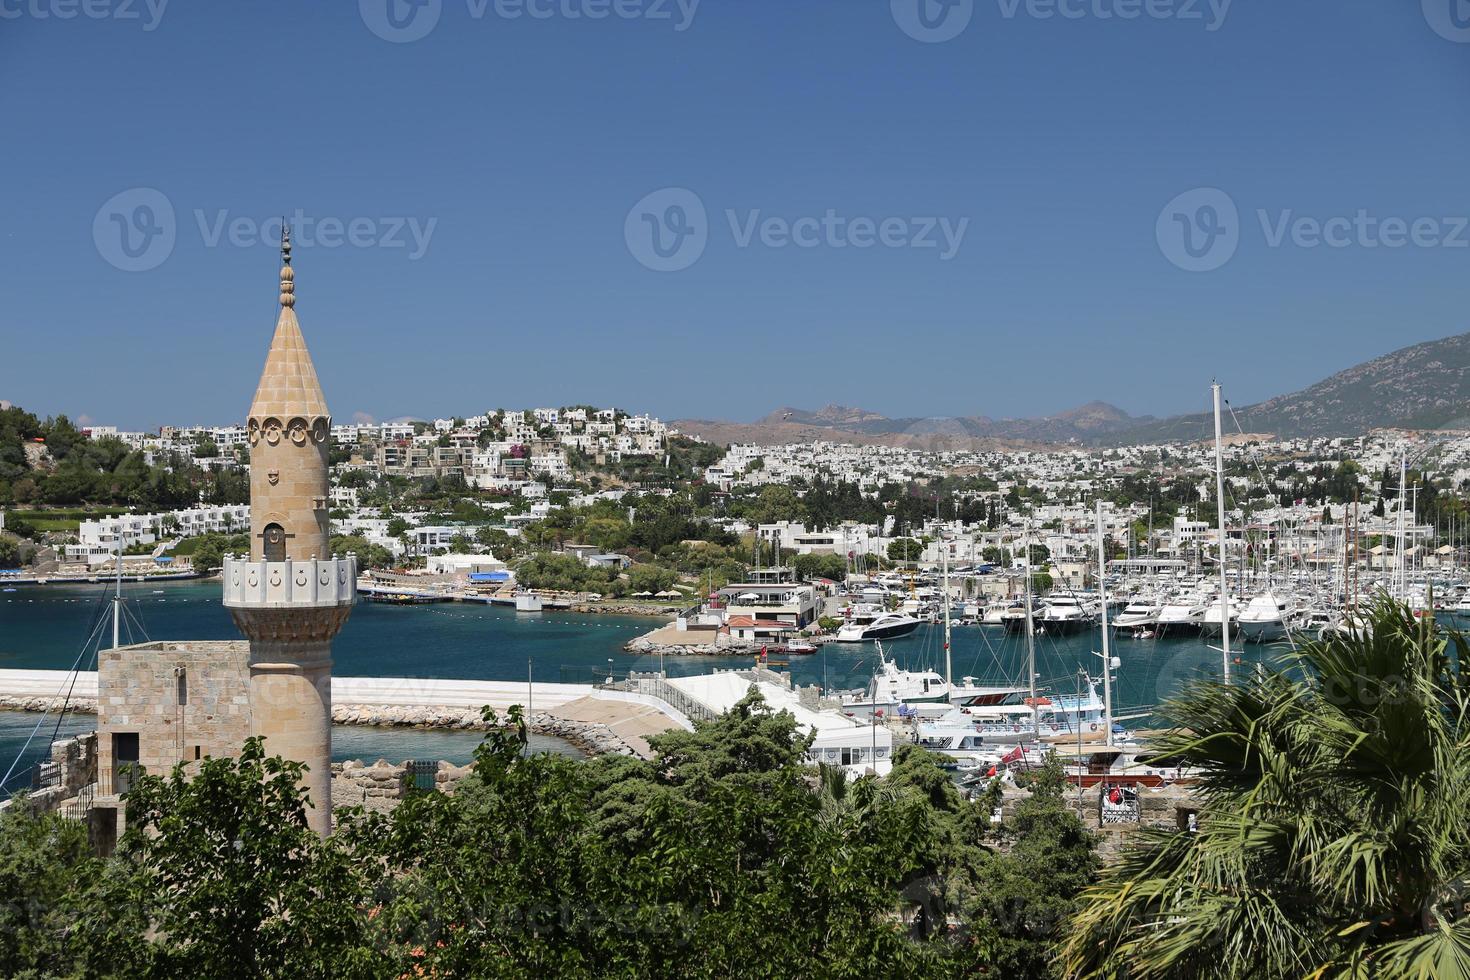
[221,555,358,609]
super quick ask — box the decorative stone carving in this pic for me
[289,417,308,446]
[263,417,283,445]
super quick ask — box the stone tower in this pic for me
[222,227,355,835]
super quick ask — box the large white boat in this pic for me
[1199,595,1244,637]
[1155,591,1209,636]
[834,611,923,643]
[1113,599,1161,630]
[839,647,1028,719]
[1236,591,1299,643]
[1036,595,1095,635]
[914,682,1114,750]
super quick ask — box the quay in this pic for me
[0,668,693,760]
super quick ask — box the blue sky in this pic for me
[2,0,1468,430]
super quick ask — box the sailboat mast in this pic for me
[1212,382,1232,684]
[1096,499,1113,743]
[112,534,124,650]
[1397,446,1408,602]
[941,538,952,687]
[1023,518,1038,732]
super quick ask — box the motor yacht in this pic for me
[1036,594,1095,635]
[834,611,923,642]
[1235,591,1299,643]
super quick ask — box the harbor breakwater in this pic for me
[0,696,639,759]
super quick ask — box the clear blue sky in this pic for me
[2,0,1467,430]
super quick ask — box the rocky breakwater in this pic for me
[0,695,97,714]
[625,630,758,658]
[330,703,638,758]
[570,601,681,617]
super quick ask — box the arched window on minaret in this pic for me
[262,522,287,561]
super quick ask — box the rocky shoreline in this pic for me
[569,602,680,617]
[624,635,763,657]
[0,700,638,759]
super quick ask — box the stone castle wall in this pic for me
[96,640,252,792]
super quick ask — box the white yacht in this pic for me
[1155,591,1209,636]
[839,647,954,716]
[980,602,1011,627]
[1199,595,1244,638]
[915,682,1113,749]
[1036,595,1094,635]
[834,611,923,643]
[1113,599,1161,630]
[1236,591,1298,643]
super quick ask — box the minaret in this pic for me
[222,227,355,835]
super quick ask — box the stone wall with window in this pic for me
[96,640,252,794]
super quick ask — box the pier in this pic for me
[0,669,692,760]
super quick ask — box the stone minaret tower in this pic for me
[222,227,356,835]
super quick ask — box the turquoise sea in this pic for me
[0,578,1277,792]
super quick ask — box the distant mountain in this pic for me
[675,400,1152,450]
[1115,331,1470,443]
[674,332,1470,448]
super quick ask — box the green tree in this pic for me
[0,806,97,978]
[1064,602,1470,979]
[79,738,380,979]
[887,538,922,563]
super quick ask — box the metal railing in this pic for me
[628,673,718,724]
[1098,783,1141,825]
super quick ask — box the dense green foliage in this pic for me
[0,406,246,510]
[0,693,1098,978]
[1065,602,1470,979]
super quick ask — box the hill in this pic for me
[675,331,1470,447]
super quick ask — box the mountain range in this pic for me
[673,331,1470,449]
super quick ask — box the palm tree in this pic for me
[1062,601,1470,979]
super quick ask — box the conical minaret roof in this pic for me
[249,226,329,420]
